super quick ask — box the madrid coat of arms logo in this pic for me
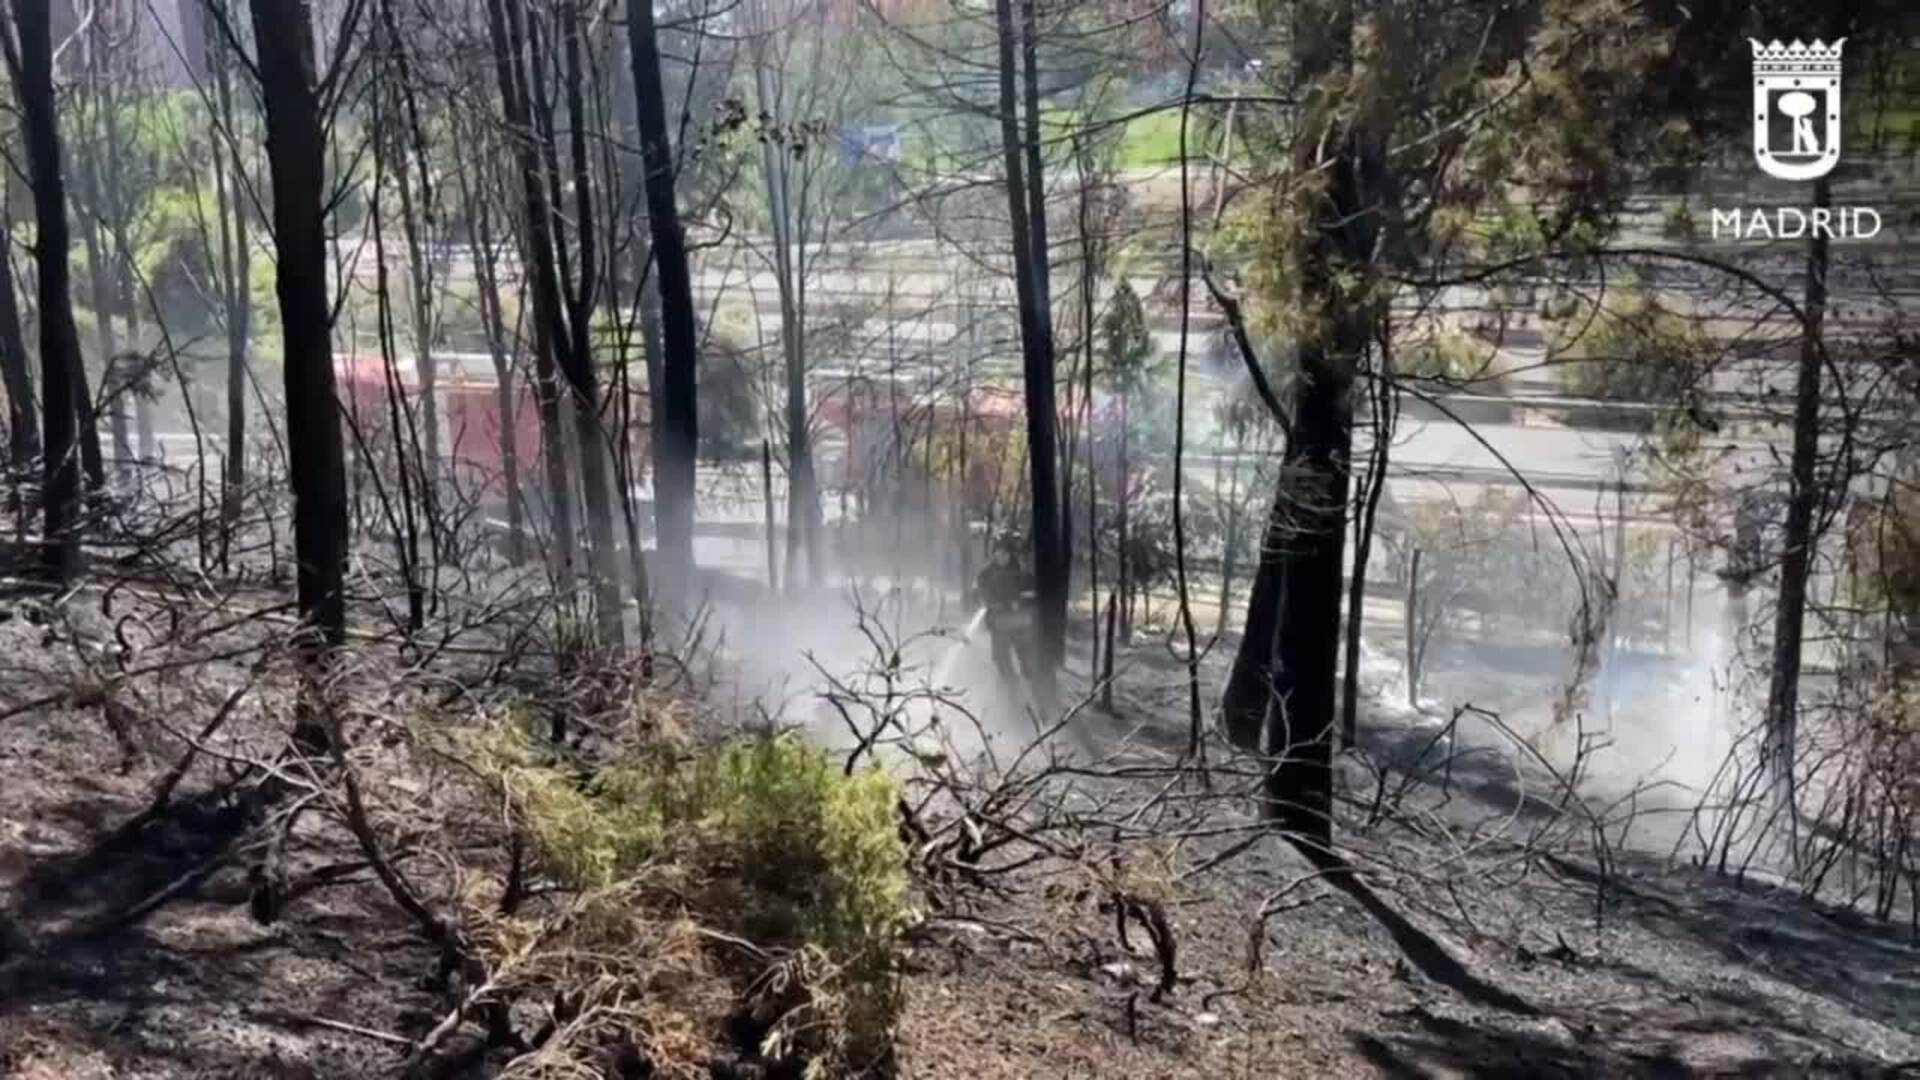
[1750,38,1846,181]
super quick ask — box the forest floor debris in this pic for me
[0,580,1916,1078]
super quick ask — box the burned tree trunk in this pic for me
[1018,0,1051,324]
[212,30,253,550]
[1264,352,1357,842]
[8,0,87,579]
[1221,3,1376,847]
[249,0,350,646]
[1342,363,1393,744]
[1765,174,1831,826]
[485,0,578,602]
[0,202,38,464]
[75,29,131,480]
[376,0,440,475]
[459,149,526,565]
[626,0,699,597]
[555,0,626,645]
[1221,480,1289,750]
[994,0,1066,679]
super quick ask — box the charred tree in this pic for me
[375,0,440,474]
[1764,174,1831,826]
[556,0,627,645]
[994,0,1066,677]
[1221,479,1291,750]
[485,0,579,602]
[457,141,526,565]
[1342,343,1394,745]
[6,0,87,579]
[0,206,37,464]
[1018,0,1051,325]
[626,0,700,597]
[210,20,253,555]
[1224,2,1378,846]
[249,0,350,646]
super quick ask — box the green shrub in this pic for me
[480,726,909,1072]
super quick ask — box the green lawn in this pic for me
[1116,110,1186,167]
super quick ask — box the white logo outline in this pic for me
[1750,38,1846,181]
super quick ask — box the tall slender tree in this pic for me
[209,11,254,555]
[993,0,1066,681]
[249,0,350,647]
[5,0,87,580]
[1764,175,1831,835]
[743,3,822,591]
[0,202,38,465]
[484,0,579,604]
[1216,0,1655,837]
[455,122,526,565]
[626,0,700,595]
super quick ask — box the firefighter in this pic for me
[975,532,1037,688]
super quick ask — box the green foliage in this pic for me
[1227,0,1670,344]
[480,726,909,1069]
[494,728,907,945]
[1036,102,1214,170]
[1398,330,1500,386]
[1546,286,1713,404]
[1478,204,1550,264]
[1113,110,1211,168]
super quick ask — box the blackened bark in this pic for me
[1342,359,1393,744]
[1118,390,1131,642]
[1221,468,1290,750]
[212,33,252,546]
[557,1,625,645]
[376,0,439,474]
[1225,2,1373,847]
[994,0,1066,676]
[1266,346,1356,843]
[1018,0,1051,319]
[81,214,128,472]
[1074,138,1098,661]
[1404,547,1423,708]
[0,209,38,463]
[10,0,85,579]
[626,0,699,595]
[249,0,349,645]
[72,347,104,490]
[100,21,151,466]
[485,0,578,600]
[1765,174,1830,817]
[639,268,667,513]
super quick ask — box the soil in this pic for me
[2,580,1918,1079]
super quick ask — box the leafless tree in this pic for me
[4,0,90,579]
[247,0,354,653]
